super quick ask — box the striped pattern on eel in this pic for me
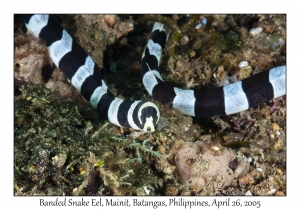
[20,14,159,132]
[141,22,286,118]
[21,15,286,132]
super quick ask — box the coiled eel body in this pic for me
[20,15,286,131]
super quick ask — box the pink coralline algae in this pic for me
[175,140,250,191]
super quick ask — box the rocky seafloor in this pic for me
[14,14,286,196]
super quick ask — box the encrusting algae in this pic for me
[14,84,162,195]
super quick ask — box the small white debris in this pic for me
[245,190,252,196]
[249,27,263,36]
[276,130,281,136]
[248,157,252,163]
[266,188,277,195]
[195,18,207,29]
[239,61,249,68]
[143,186,150,195]
[195,23,202,30]
[257,168,263,172]
[212,146,220,152]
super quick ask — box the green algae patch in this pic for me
[14,84,162,195]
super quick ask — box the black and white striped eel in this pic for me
[21,15,286,131]
[21,14,160,132]
[141,22,286,118]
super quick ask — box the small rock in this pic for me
[190,51,196,58]
[245,190,252,196]
[239,65,252,79]
[274,135,286,151]
[52,153,67,169]
[104,15,117,27]
[238,174,255,189]
[234,158,250,179]
[163,165,176,175]
[249,27,263,36]
[165,184,179,196]
[157,145,166,154]
[270,123,280,132]
[180,35,189,46]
